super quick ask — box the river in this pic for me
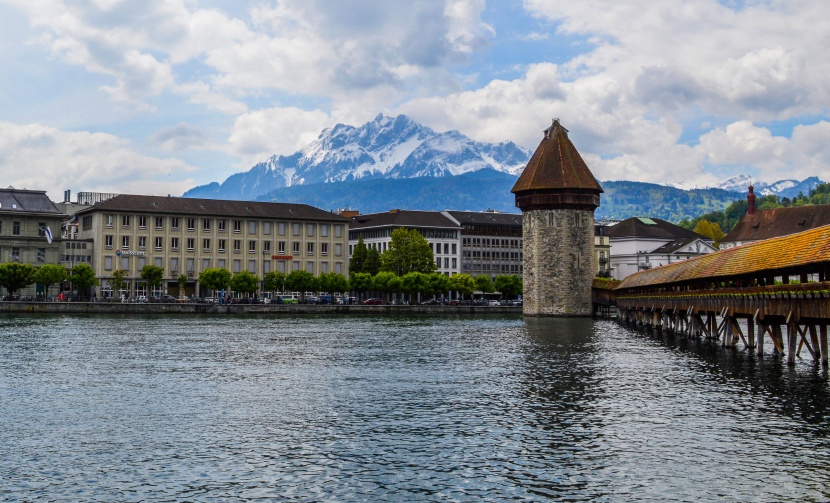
[1,314,828,501]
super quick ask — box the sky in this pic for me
[1,0,829,201]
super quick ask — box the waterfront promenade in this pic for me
[0,301,522,316]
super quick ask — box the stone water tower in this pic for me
[511,120,603,316]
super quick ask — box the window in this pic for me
[248,221,257,234]
[187,238,195,251]
[233,220,242,233]
[306,261,314,274]
[171,217,179,230]
[202,258,210,270]
[138,236,146,249]
[444,257,449,268]
[248,240,256,253]
[292,223,300,236]
[278,241,286,254]
[306,224,315,237]
[218,219,226,232]
[105,256,113,270]
[155,217,163,230]
[37,248,45,263]
[121,257,129,270]
[138,257,146,270]
[263,222,271,235]
[444,243,449,254]
[219,239,226,252]
[122,215,130,228]
[321,224,329,237]
[248,260,256,273]
[218,259,225,269]
[335,262,342,274]
[187,218,195,231]
[335,225,342,238]
[154,257,163,267]
[170,258,178,274]
[203,239,210,251]
[307,242,314,255]
[293,260,300,271]
[321,262,328,274]
[106,215,113,227]
[293,242,300,254]
[203,219,211,231]
[233,259,241,273]
[13,221,20,235]
[321,243,328,255]
[335,243,342,256]
[105,235,113,248]
[452,243,457,254]
[263,241,271,253]
[171,237,179,251]
[38,222,46,237]
[155,237,162,250]
[186,258,195,274]
[263,261,271,274]
[139,216,147,229]
[278,261,286,273]
[278,222,286,236]
[436,257,441,268]
[83,216,92,231]
[233,240,241,252]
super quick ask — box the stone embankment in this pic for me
[0,301,522,316]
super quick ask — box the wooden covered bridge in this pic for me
[611,224,830,365]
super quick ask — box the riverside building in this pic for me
[445,210,523,281]
[75,195,349,299]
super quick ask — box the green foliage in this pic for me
[111,269,129,295]
[692,219,726,247]
[198,267,232,293]
[350,236,368,273]
[474,275,493,293]
[494,275,522,298]
[0,262,37,295]
[364,248,381,276]
[401,271,428,296]
[32,264,67,298]
[319,272,349,294]
[263,271,286,292]
[285,270,317,300]
[380,228,437,274]
[449,273,475,300]
[178,274,189,296]
[140,265,165,291]
[70,263,99,299]
[426,273,451,296]
[372,271,397,293]
[230,271,259,296]
[349,272,373,294]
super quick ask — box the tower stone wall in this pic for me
[522,208,595,316]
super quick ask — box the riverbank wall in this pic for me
[0,301,522,316]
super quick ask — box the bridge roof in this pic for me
[616,223,830,290]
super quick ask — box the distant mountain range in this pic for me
[183,114,826,222]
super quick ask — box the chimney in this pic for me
[63,189,71,203]
[747,184,756,214]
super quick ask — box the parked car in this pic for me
[363,298,383,305]
[304,296,320,304]
[488,299,500,306]
[511,299,523,306]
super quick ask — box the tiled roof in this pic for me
[446,210,522,227]
[511,120,603,194]
[723,205,830,243]
[609,217,707,240]
[616,223,830,290]
[0,188,62,214]
[75,194,347,222]
[649,237,704,254]
[349,210,460,230]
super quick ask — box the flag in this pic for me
[45,226,53,244]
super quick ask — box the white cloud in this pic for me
[0,121,197,199]
[227,107,332,160]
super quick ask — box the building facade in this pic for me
[0,188,64,297]
[348,210,462,276]
[75,195,349,298]
[445,210,523,280]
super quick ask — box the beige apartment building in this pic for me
[75,194,349,298]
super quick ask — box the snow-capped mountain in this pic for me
[715,173,825,199]
[184,114,531,200]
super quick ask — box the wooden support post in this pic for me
[772,324,785,355]
[787,312,797,365]
[821,325,828,366]
[755,310,764,356]
[747,317,755,349]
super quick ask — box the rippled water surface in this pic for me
[2,314,830,501]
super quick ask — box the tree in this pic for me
[199,267,232,299]
[110,269,128,299]
[364,248,381,275]
[178,274,189,298]
[426,273,451,299]
[401,271,428,303]
[449,273,475,301]
[380,228,437,275]
[263,271,287,294]
[70,263,99,300]
[474,275,494,295]
[319,272,349,296]
[372,271,397,303]
[0,262,36,297]
[32,264,67,299]
[285,270,317,302]
[140,265,165,297]
[350,235,368,273]
[230,271,259,298]
[494,275,522,299]
[693,219,726,248]
[349,272,373,301]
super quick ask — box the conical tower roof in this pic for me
[512,120,603,211]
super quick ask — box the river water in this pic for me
[1,314,829,501]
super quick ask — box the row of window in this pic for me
[464,251,523,260]
[436,257,458,270]
[348,228,459,241]
[3,247,48,263]
[462,237,522,247]
[0,221,50,237]
[99,215,343,238]
[103,255,344,276]
[104,236,342,256]
[462,263,523,273]
[348,241,459,256]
